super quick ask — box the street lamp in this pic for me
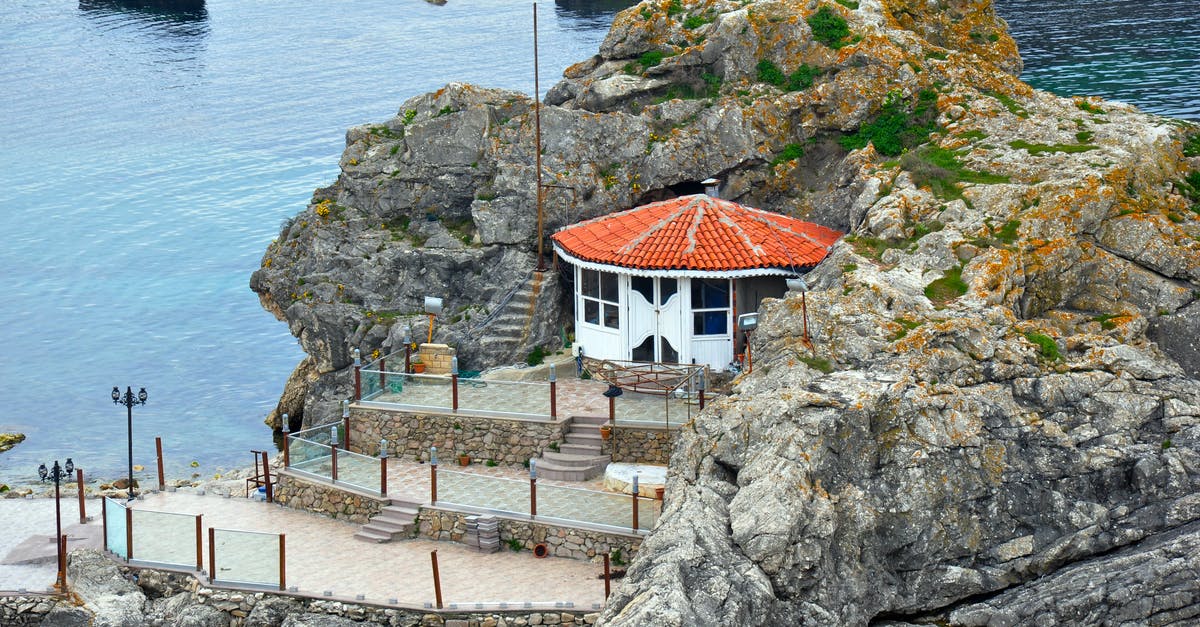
[38,458,74,592]
[112,386,148,500]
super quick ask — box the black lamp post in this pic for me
[112,386,148,500]
[38,458,74,591]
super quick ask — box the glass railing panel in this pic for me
[437,470,529,516]
[612,390,699,427]
[211,529,282,588]
[287,438,332,475]
[535,483,658,531]
[131,509,197,568]
[456,379,551,418]
[361,368,383,400]
[335,449,381,495]
[381,373,453,408]
[104,497,128,559]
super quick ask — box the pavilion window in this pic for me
[691,278,730,336]
[580,268,620,329]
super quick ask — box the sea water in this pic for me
[0,0,1196,486]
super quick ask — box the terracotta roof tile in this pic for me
[552,194,842,272]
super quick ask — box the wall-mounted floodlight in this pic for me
[424,296,444,343]
[738,312,759,332]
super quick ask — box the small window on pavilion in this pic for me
[692,278,729,336]
[580,268,620,329]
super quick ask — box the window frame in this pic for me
[578,267,621,330]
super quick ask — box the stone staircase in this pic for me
[473,270,552,363]
[533,415,610,481]
[352,498,421,543]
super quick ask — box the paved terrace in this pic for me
[1,489,609,609]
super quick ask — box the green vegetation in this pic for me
[641,7,653,20]
[1163,438,1173,450]
[701,72,722,97]
[1075,130,1095,144]
[402,109,417,124]
[1177,171,1200,212]
[912,220,945,239]
[1024,331,1061,361]
[486,459,498,467]
[806,6,852,49]
[1092,314,1119,331]
[433,105,455,118]
[798,354,834,373]
[610,549,626,567]
[507,538,523,552]
[925,50,948,61]
[1184,133,1200,157]
[891,317,923,341]
[1008,140,1098,155]
[900,144,1010,201]
[924,265,967,304]
[526,345,546,366]
[994,219,1021,244]
[843,263,858,273]
[1076,100,1106,115]
[986,90,1029,119]
[683,14,712,29]
[756,59,785,86]
[639,50,666,68]
[834,0,859,8]
[845,220,942,262]
[839,89,939,156]
[368,125,402,139]
[960,130,988,141]
[667,0,683,17]
[771,143,805,166]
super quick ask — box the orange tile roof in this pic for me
[552,194,842,272]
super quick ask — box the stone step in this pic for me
[362,519,409,535]
[540,451,608,468]
[570,415,610,426]
[352,529,393,543]
[565,431,603,446]
[532,458,604,482]
[559,443,602,457]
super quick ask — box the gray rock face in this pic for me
[66,549,147,626]
[249,0,1200,623]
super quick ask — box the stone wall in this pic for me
[419,508,642,562]
[0,595,56,625]
[349,406,567,467]
[418,343,456,375]
[611,424,677,465]
[273,473,387,524]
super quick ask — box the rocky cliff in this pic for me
[253,0,1200,623]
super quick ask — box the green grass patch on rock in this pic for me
[1184,133,1200,157]
[840,89,939,156]
[1009,140,1098,155]
[985,90,1029,119]
[757,60,822,92]
[798,354,834,373]
[771,143,805,166]
[1024,331,1061,361]
[891,317,923,341]
[924,265,967,304]
[807,6,852,49]
[900,145,1010,201]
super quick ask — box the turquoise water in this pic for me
[1,0,1195,486]
[996,0,1200,120]
[0,0,624,484]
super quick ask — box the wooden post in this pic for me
[699,388,706,410]
[76,468,86,524]
[608,395,615,426]
[603,553,611,598]
[530,476,537,517]
[430,550,443,609]
[283,433,290,468]
[126,507,133,560]
[451,373,459,412]
[405,343,411,374]
[59,534,67,593]
[208,527,215,581]
[550,380,557,419]
[278,534,286,591]
[343,415,351,451]
[380,457,388,497]
[195,515,203,572]
[155,437,165,491]
[262,451,274,503]
[331,445,339,483]
[380,357,387,392]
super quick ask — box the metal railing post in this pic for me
[281,414,290,467]
[195,514,203,572]
[353,348,362,400]
[101,498,107,553]
[451,357,459,413]
[125,507,133,561]
[208,527,215,579]
[431,550,444,609]
[631,474,640,532]
[530,459,537,518]
[342,400,351,450]
[262,451,273,503]
[430,446,438,503]
[549,365,557,419]
[604,553,611,598]
[331,444,339,483]
[380,356,387,392]
[278,534,286,591]
[380,438,388,497]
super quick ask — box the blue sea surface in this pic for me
[0,0,624,485]
[996,0,1200,120]
[0,0,1196,487]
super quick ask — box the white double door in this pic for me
[628,276,683,364]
